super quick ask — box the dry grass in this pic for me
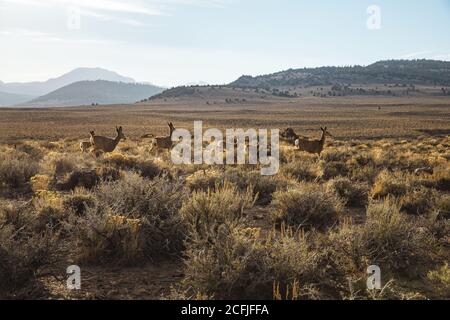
[0,98,448,299]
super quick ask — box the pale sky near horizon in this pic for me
[1,0,449,87]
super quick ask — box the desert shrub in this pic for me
[39,141,59,150]
[271,183,343,229]
[102,153,138,169]
[96,165,121,182]
[15,142,43,160]
[55,169,100,191]
[180,181,255,246]
[0,200,31,231]
[264,229,328,299]
[32,190,65,231]
[185,170,221,192]
[42,152,77,178]
[222,168,288,205]
[62,188,96,216]
[280,160,318,182]
[95,172,185,220]
[138,160,162,179]
[73,206,145,264]
[0,151,39,192]
[319,161,349,180]
[321,149,352,163]
[186,168,284,206]
[73,172,188,264]
[371,170,411,199]
[400,187,440,215]
[0,202,56,298]
[349,165,378,185]
[434,194,450,219]
[329,197,435,275]
[252,175,290,205]
[102,153,162,179]
[183,226,265,299]
[0,228,54,298]
[427,263,450,297]
[370,147,397,168]
[349,153,376,167]
[30,174,51,192]
[326,177,368,207]
[183,226,327,299]
[428,166,450,191]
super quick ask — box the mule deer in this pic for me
[280,128,300,144]
[80,131,95,152]
[80,141,91,152]
[151,122,175,153]
[90,126,126,156]
[295,127,332,156]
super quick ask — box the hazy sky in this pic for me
[1,0,449,86]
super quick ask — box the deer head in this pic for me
[116,126,126,141]
[320,127,333,138]
[168,122,175,135]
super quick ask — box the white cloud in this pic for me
[0,29,50,37]
[157,0,232,8]
[0,28,121,45]
[2,0,161,15]
[0,0,51,6]
[80,9,146,27]
[52,0,163,15]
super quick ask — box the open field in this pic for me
[0,95,449,299]
[0,96,449,142]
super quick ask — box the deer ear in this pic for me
[320,127,324,131]
[324,127,327,130]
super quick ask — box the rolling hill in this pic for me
[0,68,136,106]
[24,80,164,107]
[230,59,450,88]
[149,59,450,101]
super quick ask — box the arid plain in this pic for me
[0,93,449,299]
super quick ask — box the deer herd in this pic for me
[80,123,333,158]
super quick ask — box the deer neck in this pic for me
[320,132,326,146]
[113,135,121,148]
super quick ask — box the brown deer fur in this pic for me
[90,126,126,155]
[295,127,332,155]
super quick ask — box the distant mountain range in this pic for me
[24,80,164,107]
[0,67,163,107]
[2,60,450,107]
[0,91,36,107]
[230,60,450,88]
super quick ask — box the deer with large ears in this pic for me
[151,122,176,153]
[90,126,126,157]
[295,127,333,156]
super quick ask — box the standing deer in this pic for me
[90,126,126,157]
[151,122,176,154]
[80,131,95,152]
[295,127,332,156]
